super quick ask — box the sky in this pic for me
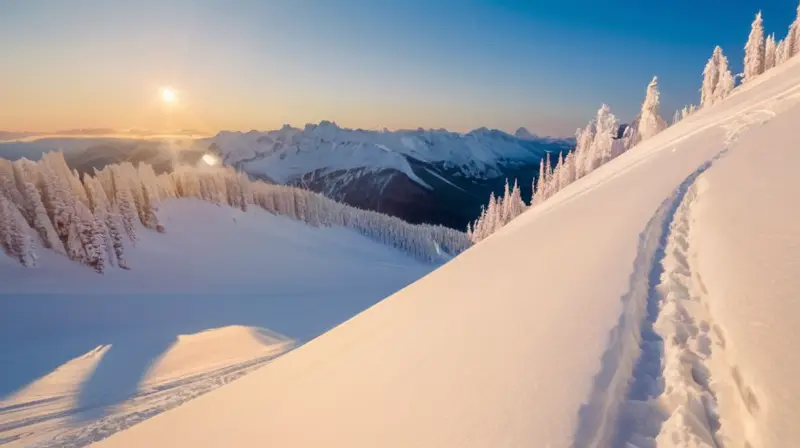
[1,0,797,137]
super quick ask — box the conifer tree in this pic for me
[594,105,619,164]
[701,46,723,107]
[765,34,777,70]
[533,158,546,205]
[743,12,766,83]
[786,4,800,60]
[716,53,735,102]
[636,76,667,142]
[0,193,37,267]
[22,181,63,253]
[112,168,138,243]
[106,206,128,269]
[776,38,789,65]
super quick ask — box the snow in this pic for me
[423,167,469,193]
[204,124,570,188]
[690,107,800,446]
[0,200,433,446]
[95,56,800,447]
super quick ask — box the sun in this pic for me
[161,87,177,103]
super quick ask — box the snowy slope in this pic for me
[0,200,433,447]
[97,58,800,447]
[689,112,800,447]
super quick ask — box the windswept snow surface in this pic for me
[98,57,800,448]
[0,200,432,446]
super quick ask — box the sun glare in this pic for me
[161,88,177,103]
[202,154,219,166]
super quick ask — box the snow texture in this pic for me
[0,200,433,446]
[96,54,800,448]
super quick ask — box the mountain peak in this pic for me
[514,127,537,139]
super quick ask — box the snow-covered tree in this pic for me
[593,105,619,164]
[21,180,62,253]
[112,168,138,243]
[139,184,163,232]
[0,193,37,267]
[765,33,777,70]
[0,152,472,267]
[72,200,105,273]
[743,12,766,83]
[786,4,800,60]
[716,53,735,101]
[636,77,667,143]
[508,180,525,220]
[532,157,546,205]
[701,47,723,107]
[776,38,789,66]
[106,206,128,269]
[573,122,596,179]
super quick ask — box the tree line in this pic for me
[0,153,470,271]
[467,5,800,244]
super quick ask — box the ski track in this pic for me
[0,349,290,448]
[574,107,775,448]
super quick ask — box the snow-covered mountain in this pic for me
[95,45,800,447]
[198,123,574,229]
[0,127,573,230]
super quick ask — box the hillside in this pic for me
[0,200,435,447]
[96,50,800,447]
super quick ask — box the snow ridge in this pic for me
[572,151,725,448]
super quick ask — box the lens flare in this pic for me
[202,154,219,166]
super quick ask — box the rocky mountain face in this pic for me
[202,122,574,230]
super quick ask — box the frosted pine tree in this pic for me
[776,38,788,66]
[553,153,565,194]
[508,179,525,220]
[106,206,129,269]
[485,192,498,237]
[0,193,37,267]
[113,171,138,243]
[701,47,722,107]
[743,12,765,83]
[716,52,735,102]
[621,125,637,152]
[22,181,63,253]
[139,184,163,232]
[672,109,681,125]
[786,4,800,60]
[558,152,575,189]
[765,34,777,70]
[532,158,546,205]
[84,176,117,266]
[71,201,104,272]
[636,77,667,142]
[500,179,511,224]
[573,122,595,179]
[594,105,619,163]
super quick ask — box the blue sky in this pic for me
[1,0,797,136]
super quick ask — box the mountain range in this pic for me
[199,122,574,229]
[0,125,573,230]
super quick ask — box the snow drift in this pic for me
[97,52,800,447]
